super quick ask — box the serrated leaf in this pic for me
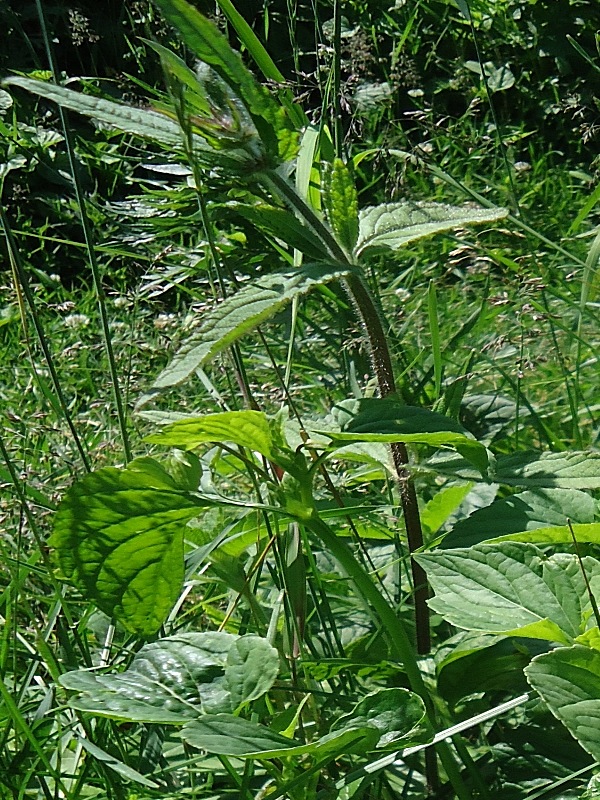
[146,410,284,461]
[323,158,359,253]
[50,458,210,636]
[60,632,275,722]
[3,76,248,169]
[181,713,374,758]
[148,263,352,391]
[225,636,280,711]
[318,399,490,476]
[427,450,600,489]
[354,201,507,257]
[441,488,596,548]
[334,688,429,748]
[416,543,600,643]
[525,645,600,761]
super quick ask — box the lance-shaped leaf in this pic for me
[60,632,279,723]
[147,263,352,391]
[3,76,251,170]
[525,645,600,762]
[441,488,596,549]
[323,158,359,253]
[232,203,327,260]
[427,450,600,490]
[416,543,600,644]
[50,458,210,636]
[318,399,490,476]
[151,0,296,160]
[354,201,507,257]
[181,714,377,758]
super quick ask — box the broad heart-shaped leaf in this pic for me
[147,263,352,392]
[60,632,279,723]
[3,76,250,171]
[181,714,377,758]
[333,688,429,749]
[525,645,600,762]
[441,488,596,549]
[50,458,210,637]
[428,450,600,489]
[318,399,490,476]
[354,201,507,257]
[416,543,600,644]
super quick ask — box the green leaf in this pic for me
[428,450,600,489]
[232,203,327,260]
[225,635,281,711]
[416,542,600,643]
[441,488,596,548]
[146,410,284,462]
[60,632,276,722]
[334,688,429,748]
[420,483,474,536]
[494,451,600,489]
[50,458,209,636]
[323,158,359,253]
[3,76,248,169]
[146,263,352,391]
[213,0,306,129]
[182,714,303,756]
[151,0,295,160]
[318,399,490,476]
[525,645,600,761]
[354,201,507,257]
[77,739,159,788]
[437,635,536,707]
[181,713,374,758]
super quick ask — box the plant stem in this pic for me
[344,273,430,654]
[262,167,431,652]
[306,514,470,800]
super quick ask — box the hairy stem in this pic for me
[344,273,430,654]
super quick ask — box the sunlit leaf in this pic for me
[146,410,284,462]
[225,635,280,711]
[334,688,429,748]
[323,158,359,253]
[526,645,600,761]
[146,263,352,392]
[50,458,209,636]
[151,0,296,160]
[417,542,600,643]
[427,450,600,489]
[355,201,507,257]
[181,714,375,758]
[60,632,278,722]
[3,76,250,170]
